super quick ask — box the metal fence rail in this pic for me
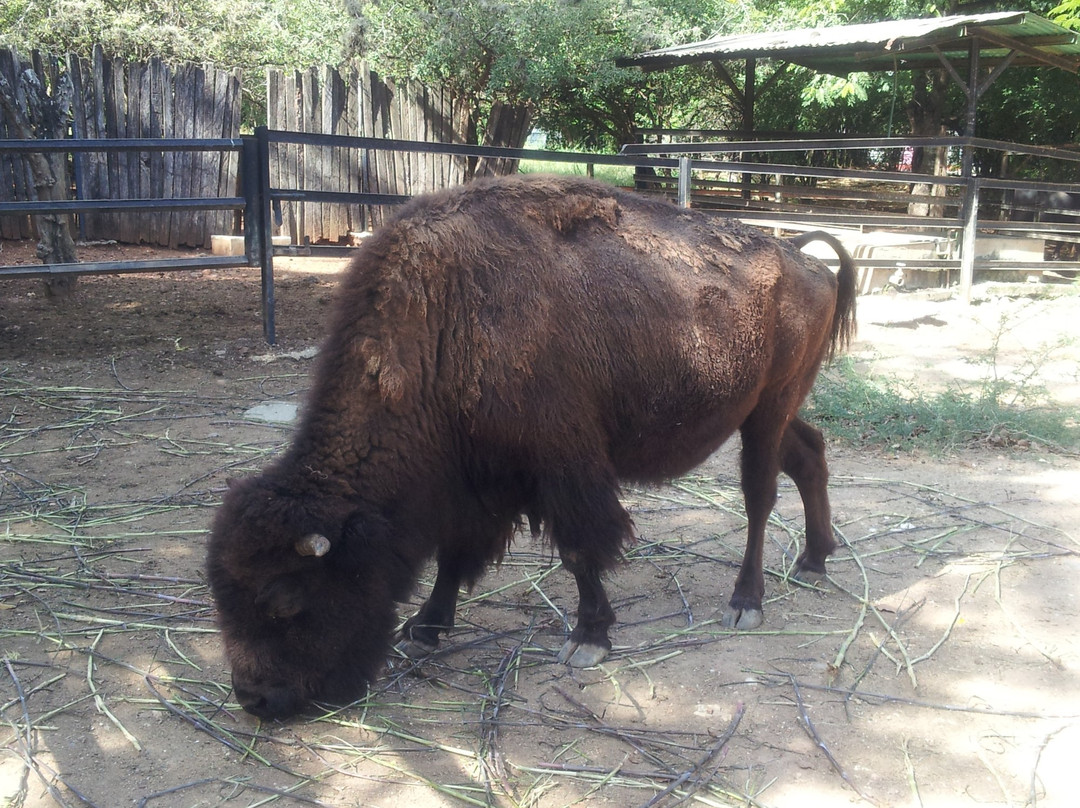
[3,129,1079,344]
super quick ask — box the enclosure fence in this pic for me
[265,64,530,241]
[0,46,241,248]
[3,129,1080,343]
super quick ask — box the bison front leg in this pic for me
[398,556,463,658]
[544,467,629,668]
[556,549,615,668]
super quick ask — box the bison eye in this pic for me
[254,577,306,620]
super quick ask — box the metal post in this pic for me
[959,179,979,303]
[677,155,692,208]
[241,135,260,265]
[254,126,276,344]
[958,40,981,303]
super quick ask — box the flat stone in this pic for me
[243,401,299,424]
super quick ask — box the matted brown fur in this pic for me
[206,174,856,719]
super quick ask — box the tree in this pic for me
[1050,0,1080,29]
[0,0,350,125]
[344,0,753,151]
[0,59,79,295]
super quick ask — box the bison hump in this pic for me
[530,192,618,236]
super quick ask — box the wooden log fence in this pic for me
[266,62,530,240]
[3,49,530,247]
[1,46,241,248]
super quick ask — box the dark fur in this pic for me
[207,174,856,719]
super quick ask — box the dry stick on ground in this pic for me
[785,673,881,806]
[901,737,924,808]
[844,601,924,719]
[1028,726,1068,805]
[479,627,533,805]
[3,658,34,807]
[553,687,679,775]
[135,777,333,808]
[842,475,1079,553]
[985,535,1067,670]
[3,659,100,808]
[87,631,142,751]
[143,676,276,768]
[830,525,920,687]
[766,674,1079,720]
[638,702,746,808]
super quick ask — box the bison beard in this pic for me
[206,174,856,719]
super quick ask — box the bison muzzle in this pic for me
[207,174,856,719]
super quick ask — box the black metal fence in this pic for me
[3,128,1079,344]
[622,135,1080,298]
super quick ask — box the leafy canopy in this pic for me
[2,0,1079,148]
[0,0,347,70]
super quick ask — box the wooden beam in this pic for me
[969,26,1080,73]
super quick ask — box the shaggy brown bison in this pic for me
[207,174,856,719]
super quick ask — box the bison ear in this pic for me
[295,533,331,557]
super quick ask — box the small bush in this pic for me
[806,355,1079,453]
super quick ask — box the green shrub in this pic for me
[806,355,1079,453]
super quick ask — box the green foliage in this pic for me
[800,73,870,107]
[344,0,755,150]
[806,323,1080,454]
[3,0,1079,149]
[517,158,635,186]
[1050,0,1080,30]
[0,1,348,128]
[0,0,346,72]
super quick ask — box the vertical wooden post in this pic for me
[742,57,756,201]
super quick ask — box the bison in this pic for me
[207,174,856,719]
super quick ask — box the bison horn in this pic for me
[295,533,331,557]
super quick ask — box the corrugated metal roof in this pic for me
[618,12,1080,75]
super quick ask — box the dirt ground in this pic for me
[1,239,1079,808]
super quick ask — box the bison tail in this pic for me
[829,243,857,361]
[790,231,857,361]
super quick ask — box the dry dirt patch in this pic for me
[1,243,1078,808]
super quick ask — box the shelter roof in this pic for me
[617,12,1080,75]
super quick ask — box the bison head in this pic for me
[206,476,412,719]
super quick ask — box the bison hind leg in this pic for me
[780,417,837,583]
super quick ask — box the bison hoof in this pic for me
[792,566,826,585]
[557,639,610,668]
[720,606,763,630]
[396,636,438,659]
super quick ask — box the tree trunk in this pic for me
[906,68,950,218]
[472,100,533,178]
[0,58,78,297]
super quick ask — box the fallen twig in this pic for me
[638,702,745,808]
[786,673,878,805]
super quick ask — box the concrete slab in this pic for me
[243,401,299,425]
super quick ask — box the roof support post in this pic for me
[958,40,981,302]
[742,57,756,200]
[743,57,756,135]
